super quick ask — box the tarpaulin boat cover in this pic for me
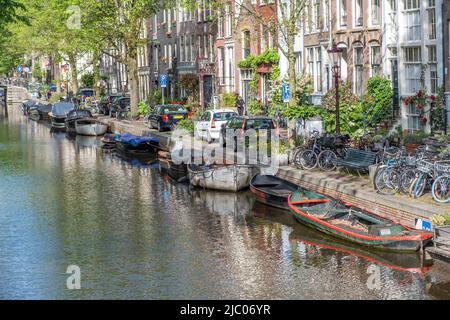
[51,102,75,117]
[36,103,52,113]
[114,133,160,147]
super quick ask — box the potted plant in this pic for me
[403,131,428,154]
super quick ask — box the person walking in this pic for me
[236,94,245,116]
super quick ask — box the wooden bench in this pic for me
[336,148,378,174]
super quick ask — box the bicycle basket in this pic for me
[416,159,434,174]
[434,161,450,174]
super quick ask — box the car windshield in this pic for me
[161,105,185,114]
[80,90,94,97]
[214,112,236,121]
[245,119,274,130]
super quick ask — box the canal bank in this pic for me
[2,92,450,299]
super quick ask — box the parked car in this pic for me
[78,88,95,103]
[110,97,131,119]
[147,104,188,132]
[99,94,124,115]
[195,109,237,143]
[220,116,278,150]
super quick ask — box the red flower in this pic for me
[420,116,428,124]
[417,104,424,110]
[416,90,424,98]
[430,95,436,102]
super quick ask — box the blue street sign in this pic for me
[16,66,23,73]
[282,83,290,103]
[160,74,168,88]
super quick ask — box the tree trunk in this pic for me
[287,1,297,108]
[127,55,139,115]
[68,53,79,94]
[93,49,101,100]
[53,55,61,95]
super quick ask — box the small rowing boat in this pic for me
[75,119,108,136]
[188,164,252,192]
[288,189,433,252]
[250,174,298,210]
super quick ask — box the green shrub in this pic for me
[49,93,62,104]
[176,118,194,133]
[138,101,149,116]
[403,131,429,145]
[223,92,237,109]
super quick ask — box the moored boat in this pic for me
[48,102,75,129]
[115,133,160,161]
[288,188,433,252]
[75,119,108,136]
[28,102,52,121]
[65,109,93,133]
[250,174,299,210]
[188,164,252,192]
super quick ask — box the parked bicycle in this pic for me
[316,134,351,171]
[431,161,450,203]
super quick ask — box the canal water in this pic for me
[1,103,450,300]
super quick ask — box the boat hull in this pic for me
[75,121,108,136]
[188,165,252,192]
[48,113,66,129]
[288,191,433,253]
[250,175,299,211]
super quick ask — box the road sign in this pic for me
[16,66,23,73]
[160,74,168,88]
[282,83,290,103]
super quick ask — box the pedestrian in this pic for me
[236,93,245,116]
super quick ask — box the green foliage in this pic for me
[430,213,450,227]
[49,93,62,103]
[431,86,446,134]
[403,131,429,145]
[248,99,263,116]
[321,81,364,137]
[223,92,237,109]
[364,76,393,128]
[81,73,94,88]
[176,118,194,133]
[138,101,149,116]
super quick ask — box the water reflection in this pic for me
[2,105,450,299]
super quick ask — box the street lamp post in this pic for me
[327,42,343,136]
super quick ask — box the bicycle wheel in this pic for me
[318,150,337,171]
[298,149,318,170]
[374,167,400,195]
[412,173,428,199]
[400,169,417,194]
[292,148,304,169]
[432,176,450,203]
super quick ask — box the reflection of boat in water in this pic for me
[188,164,252,192]
[158,151,188,182]
[75,135,102,149]
[252,201,432,278]
[190,189,255,216]
[288,189,433,252]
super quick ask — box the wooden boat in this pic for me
[188,164,252,192]
[75,119,108,136]
[65,109,93,133]
[288,188,433,252]
[250,174,298,210]
[115,133,160,161]
[48,102,75,129]
[28,102,51,121]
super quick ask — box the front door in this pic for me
[391,60,399,116]
[203,75,213,108]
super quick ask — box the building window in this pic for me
[242,30,251,59]
[218,11,224,38]
[404,0,419,10]
[370,45,380,76]
[404,9,421,41]
[260,24,267,52]
[218,47,225,85]
[403,47,421,93]
[428,46,438,94]
[227,46,235,89]
[427,1,436,40]
[185,36,189,62]
[312,0,321,31]
[354,0,363,27]
[307,47,322,92]
[295,52,302,75]
[406,104,422,132]
[339,0,347,27]
[323,0,330,31]
[209,34,214,63]
[191,35,195,61]
[371,0,381,25]
[225,4,232,37]
[353,45,363,96]
[180,36,184,62]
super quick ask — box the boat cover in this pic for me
[36,103,52,113]
[51,102,75,117]
[114,133,160,147]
